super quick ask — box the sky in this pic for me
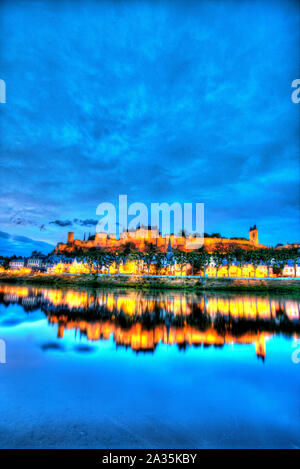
[0,0,299,254]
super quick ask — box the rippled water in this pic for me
[0,283,299,448]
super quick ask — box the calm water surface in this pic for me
[0,284,299,449]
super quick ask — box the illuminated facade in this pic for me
[9,259,26,269]
[56,225,265,254]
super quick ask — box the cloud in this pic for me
[0,0,299,246]
[49,218,98,228]
[73,218,98,227]
[49,220,73,227]
[0,231,54,256]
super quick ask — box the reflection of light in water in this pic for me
[1,285,300,321]
[0,284,299,359]
[1,286,30,297]
[47,316,271,358]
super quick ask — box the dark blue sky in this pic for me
[0,0,299,251]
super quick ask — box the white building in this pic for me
[9,259,25,270]
[27,257,44,269]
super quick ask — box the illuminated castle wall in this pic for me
[56,225,264,253]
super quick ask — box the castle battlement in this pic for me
[56,225,265,254]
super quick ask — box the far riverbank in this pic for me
[1,272,300,293]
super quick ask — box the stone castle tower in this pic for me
[249,225,258,246]
[67,231,74,244]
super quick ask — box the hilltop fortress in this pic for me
[56,224,266,254]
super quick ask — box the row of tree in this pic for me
[74,243,299,277]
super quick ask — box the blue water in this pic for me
[0,285,299,448]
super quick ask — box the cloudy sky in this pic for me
[0,0,299,253]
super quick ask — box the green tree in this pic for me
[31,250,43,257]
[173,250,187,276]
[128,250,144,275]
[248,249,262,277]
[142,245,158,275]
[103,251,115,274]
[113,251,126,274]
[212,245,226,276]
[274,248,293,277]
[78,251,94,275]
[288,248,299,278]
[186,251,199,276]
[120,241,136,256]
[196,248,211,277]
[85,248,110,276]
[232,247,247,277]
[155,252,167,275]
[223,246,235,277]
[274,248,299,276]
[260,248,275,277]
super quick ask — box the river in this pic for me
[0,283,299,448]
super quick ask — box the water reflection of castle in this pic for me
[0,285,299,360]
